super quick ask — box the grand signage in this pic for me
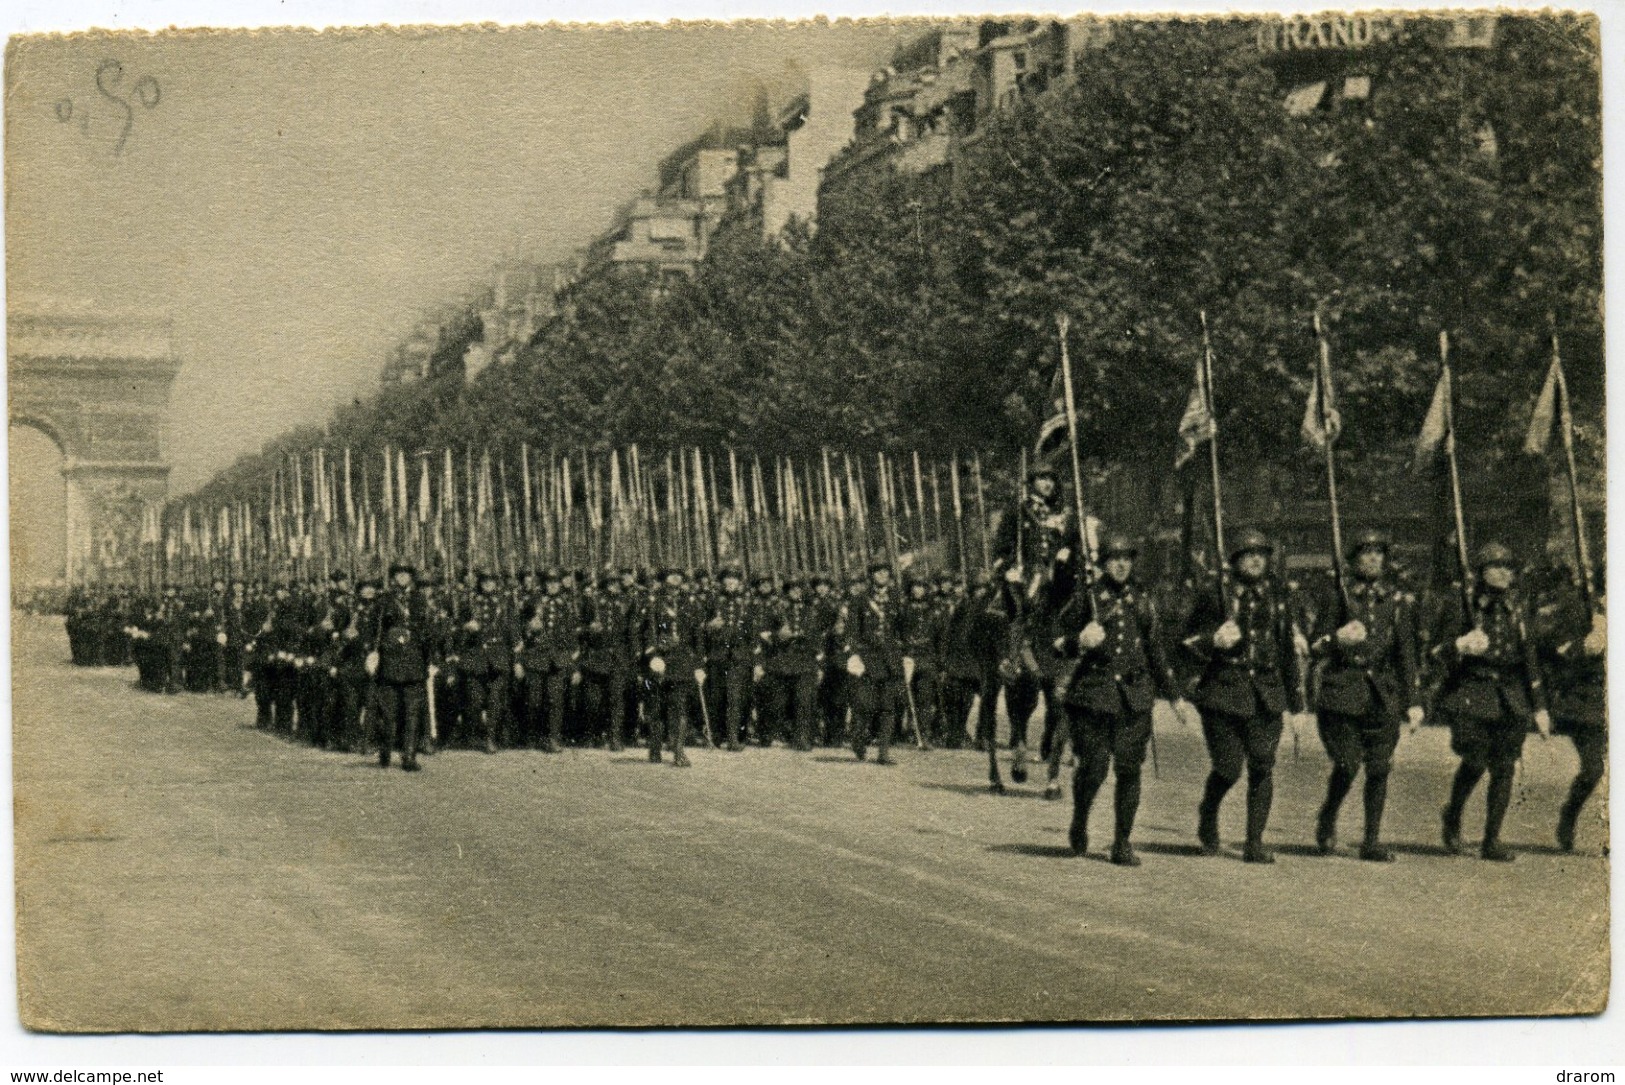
[1256,14,1495,56]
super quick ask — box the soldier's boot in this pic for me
[1242,770,1274,864]
[1197,773,1230,855]
[1360,769,1395,861]
[670,712,690,767]
[1442,762,1482,855]
[1480,766,1516,862]
[1557,801,1580,853]
[1010,742,1029,785]
[1111,768,1142,866]
[1317,767,1354,855]
[607,702,625,753]
[875,714,897,765]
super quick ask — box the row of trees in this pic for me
[192,15,1602,527]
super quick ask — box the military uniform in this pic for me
[841,567,905,764]
[1309,533,1422,861]
[761,581,825,751]
[1535,576,1606,852]
[638,574,702,765]
[1434,544,1549,861]
[1183,530,1307,863]
[1054,538,1177,865]
[704,573,761,751]
[519,575,580,752]
[458,577,518,752]
[580,578,637,750]
[371,570,435,771]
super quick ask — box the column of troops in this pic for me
[60,466,1605,864]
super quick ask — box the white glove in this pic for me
[903,656,916,682]
[1456,629,1490,656]
[694,668,707,686]
[1214,620,1243,650]
[514,663,525,680]
[846,654,866,678]
[1055,548,1071,564]
[1335,620,1367,647]
[1078,621,1106,650]
[1406,705,1425,733]
[328,666,339,678]
[1534,709,1552,739]
[571,670,582,687]
[364,650,379,676]
[753,663,766,682]
[649,656,666,676]
[216,632,229,645]
[465,619,481,632]
[1293,630,1310,657]
[427,664,440,679]
[1004,566,1024,584]
[1584,628,1606,657]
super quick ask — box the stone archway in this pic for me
[8,421,67,585]
[7,301,179,584]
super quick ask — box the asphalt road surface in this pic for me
[12,613,1608,1031]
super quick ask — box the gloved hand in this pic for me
[364,651,379,676]
[649,656,666,676]
[1214,620,1243,650]
[846,654,866,678]
[1004,566,1024,584]
[1456,629,1490,656]
[1584,627,1606,657]
[216,632,229,646]
[903,656,916,682]
[1078,621,1106,650]
[514,663,525,680]
[1335,620,1367,647]
[753,663,765,682]
[694,668,707,686]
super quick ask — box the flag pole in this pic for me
[1199,311,1229,613]
[1056,313,1097,621]
[1440,331,1474,622]
[1551,326,1596,614]
[1314,309,1351,618]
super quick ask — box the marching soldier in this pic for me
[991,466,1081,780]
[841,561,904,765]
[703,567,760,751]
[1308,530,1424,862]
[367,562,437,771]
[1052,533,1181,865]
[639,567,702,766]
[334,577,380,753]
[1183,527,1309,864]
[760,577,825,751]
[1535,566,1606,853]
[580,570,637,751]
[458,570,518,753]
[937,574,980,750]
[900,572,946,749]
[1434,542,1551,861]
[518,568,580,753]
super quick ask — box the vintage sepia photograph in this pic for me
[3,6,1608,1037]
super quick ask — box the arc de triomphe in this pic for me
[8,301,179,584]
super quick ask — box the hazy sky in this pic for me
[5,22,903,492]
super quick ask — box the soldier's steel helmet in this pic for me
[1474,542,1517,571]
[1347,528,1391,558]
[1100,533,1140,559]
[1228,528,1271,562]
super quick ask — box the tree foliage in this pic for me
[191,14,1600,510]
